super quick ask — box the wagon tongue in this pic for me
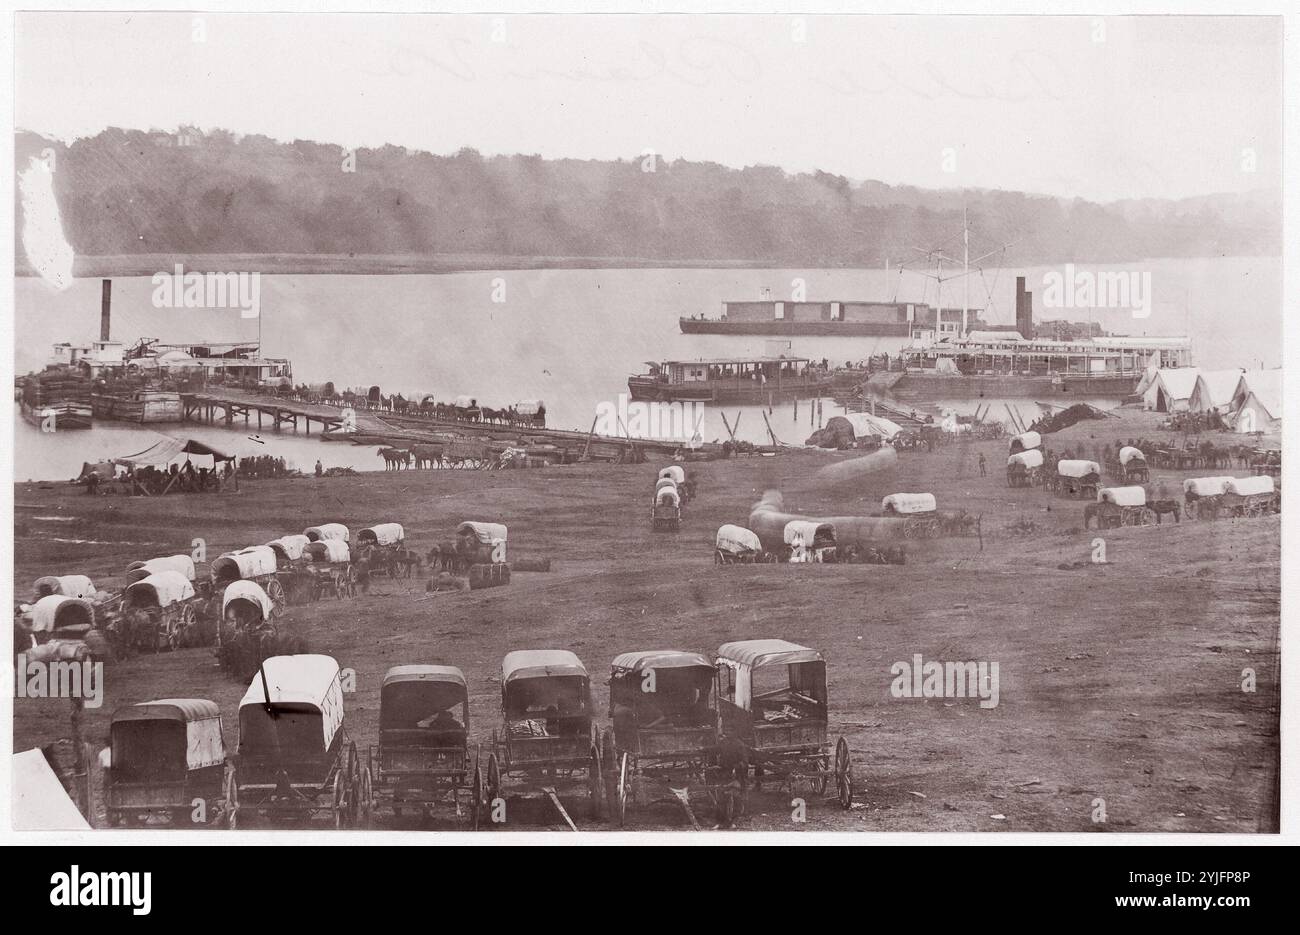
[257,660,292,794]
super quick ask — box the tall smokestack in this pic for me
[100,279,112,341]
[1015,276,1033,340]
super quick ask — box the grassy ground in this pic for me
[13,409,1280,833]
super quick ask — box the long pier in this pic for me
[181,391,346,434]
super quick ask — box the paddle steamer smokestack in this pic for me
[1015,276,1033,340]
[100,279,112,341]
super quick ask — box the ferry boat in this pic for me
[20,369,93,430]
[91,387,184,423]
[874,333,1193,402]
[628,355,836,403]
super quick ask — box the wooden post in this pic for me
[580,416,598,462]
[762,411,780,447]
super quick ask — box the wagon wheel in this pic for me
[814,753,830,795]
[714,550,724,565]
[1141,508,1156,527]
[356,764,373,829]
[486,753,501,815]
[470,764,484,830]
[333,771,350,829]
[834,737,853,809]
[266,578,287,618]
[587,743,605,821]
[616,753,630,827]
[224,768,239,829]
[173,604,195,650]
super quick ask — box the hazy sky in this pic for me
[15,12,1282,202]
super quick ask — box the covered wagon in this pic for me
[33,574,96,600]
[715,524,767,564]
[357,523,405,549]
[1220,475,1277,518]
[303,538,354,599]
[303,523,350,544]
[1008,431,1041,454]
[367,665,478,827]
[1006,448,1044,488]
[485,650,602,825]
[25,594,100,664]
[658,465,686,485]
[104,699,226,827]
[1055,459,1102,499]
[120,571,203,652]
[881,493,939,538]
[604,650,721,826]
[456,521,508,565]
[1090,486,1154,528]
[783,520,837,563]
[230,654,367,828]
[265,535,311,568]
[1183,476,1234,520]
[1118,446,1149,482]
[715,639,852,813]
[515,399,546,427]
[221,580,276,644]
[652,487,682,532]
[212,546,286,619]
[126,554,197,583]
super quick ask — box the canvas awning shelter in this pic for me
[114,436,235,468]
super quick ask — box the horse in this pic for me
[411,444,444,469]
[378,448,411,471]
[392,549,423,579]
[1083,501,1123,530]
[1148,499,1181,524]
[426,542,459,572]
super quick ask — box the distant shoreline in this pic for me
[13,252,1280,278]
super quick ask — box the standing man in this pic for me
[978,452,987,477]
[314,459,323,478]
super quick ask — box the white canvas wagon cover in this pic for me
[1098,486,1146,506]
[1057,459,1101,478]
[1225,475,1274,496]
[223,580,273,621]
[12,749,90,830]
[266,535,311,561]
[659,465,686,484]
[212,546,278,581]
[239,655,345,750]
[34,574,95,599]
[358,523,405,547]
[304,523,350,543]
[452,395,477,409]
[126,554,196,582]
[30,595,96,633]
[304,539,351,563]
[716,524,761,554]
[1009,431,1041,452]
[124,571,195,610]
[882,493,937,514]
[112,699,225,771]
[457,521,507,544]
[1119,446,1146,465]
[514,399,545,416]
[784,520,834,546]
[1007,449,1044,469]
[1184,476,1233,497]
[656,487,681,508]
[502,650,588,683]
[655,477,678,493]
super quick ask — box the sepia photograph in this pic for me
[3,6,1289,853]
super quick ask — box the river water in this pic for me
[13,257,1280,479]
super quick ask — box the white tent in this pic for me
[12,749,90,830]
[1229,370,1282,434]
[1189,370,1244,414]
[1141,368,1199,413]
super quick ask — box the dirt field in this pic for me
[13,409,1281,833]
